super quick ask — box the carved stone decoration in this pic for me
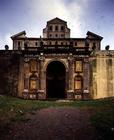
[30,59,37,72]
[74,76,82,90]
[24,57,29,62]
[24,63,29,77]
[29,74,38,91]
[2,17,107,100]
[75,61,83,72]
[30,79,37,90]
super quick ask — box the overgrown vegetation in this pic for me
[0,95,114,139]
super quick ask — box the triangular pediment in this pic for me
[11,31,26,39]
[47,17,67,24]
[86,31,103,40]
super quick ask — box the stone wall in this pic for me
[90,51,114,99]
[1,50,114,100]
[0,51,20,96]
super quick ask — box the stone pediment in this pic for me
[11,31,26,39]
[47,17,67,24]
[86,31,103,40]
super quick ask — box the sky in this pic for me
[0,0,114,50]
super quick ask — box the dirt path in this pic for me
[5,107,98,140]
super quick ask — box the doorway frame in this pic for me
[43,59,68,99]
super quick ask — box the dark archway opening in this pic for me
[46,61,66,99]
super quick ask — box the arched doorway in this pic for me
[46,61,66,99]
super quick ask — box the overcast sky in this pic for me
[0,0,114,49]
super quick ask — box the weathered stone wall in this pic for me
[0,51,20,96]
[1,50,114,100]
[90,51,114,99]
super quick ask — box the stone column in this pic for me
[106,58,113,97]
[23,59,29,99]
[67,55,74,99]
[83,57,90,99]
[38,54,46,99]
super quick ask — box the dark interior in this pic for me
[46,61,66,99]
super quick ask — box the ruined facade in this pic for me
[0,17,114,100]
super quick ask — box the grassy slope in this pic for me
[0,95,114,139]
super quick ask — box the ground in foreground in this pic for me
[0,96,114,140]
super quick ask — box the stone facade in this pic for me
[90,51,114,99]
[0,51,20,96]
[0,17,114,100]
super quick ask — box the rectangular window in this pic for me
[55,26,58,31]
[49,41,52,45]
[61,26,65,31]
[75,61,83,72]
[49,34,52,38]
[55,41,58,45]
[55,34,58,37]
[35,42,38,46]
[49,26,52,31]
[18,41,21,46]
[61,42,63,45]
[61,34,64,38]
[75,42,77,46]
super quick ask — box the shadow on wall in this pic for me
[0,54,20,96]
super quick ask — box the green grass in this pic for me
[0,95,114,139]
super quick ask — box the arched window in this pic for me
[74,76,83,90]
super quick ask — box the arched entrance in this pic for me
[46,61,66,99]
